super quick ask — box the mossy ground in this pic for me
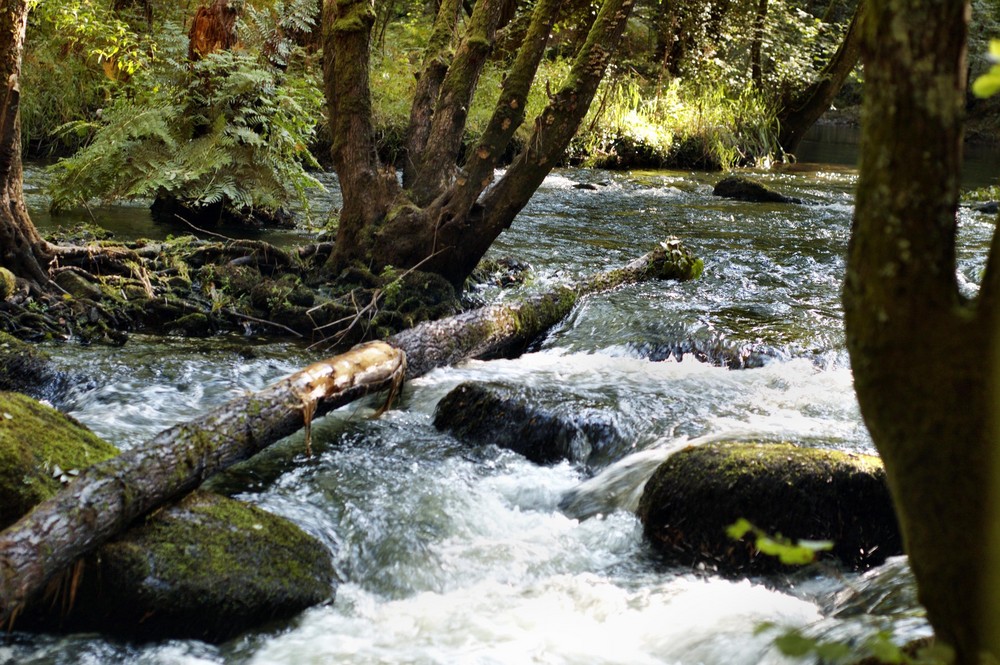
[1,230,464,349]
[637,441,902,574]
[0,391,119,530]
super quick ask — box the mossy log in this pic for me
[392,237,702,377]
[0,341,404,626]
[637,441,902,574]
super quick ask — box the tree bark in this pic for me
[324,0,637,288]
[0,238,700,625]
[0,0,52,286]
[0,342,406,625]
[188,0,239,61]
[749,0,768,88]
[843,0,989,662]
[777,0,865,156]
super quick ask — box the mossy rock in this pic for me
[0,391,119,530]
[0,267,16,300]
[434,382,624,467]
[712,176,803,204]
[0,332,71,401]
[637,442,902,574]
[36,491,335,642]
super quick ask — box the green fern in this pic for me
[47,7,324,224]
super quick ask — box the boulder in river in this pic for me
[712,175,803,204]
[1,392,335,642]
[0,391,119,529]
[637,441,901,574]
[434,382,625,467]
[38,490,336,642]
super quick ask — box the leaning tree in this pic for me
[844,0,1000,662]
[322,0,637,287]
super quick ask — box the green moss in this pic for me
[60,491,335,641]
[0,267,15,300]
[0,391,119,529]
[638,441,901,573]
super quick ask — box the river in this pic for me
[5,137,996,663]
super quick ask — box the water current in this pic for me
[6,139,997,663]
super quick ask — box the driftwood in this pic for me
[0,239,699,627]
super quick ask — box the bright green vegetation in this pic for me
[20,0,863,197]
[0,391,119,530]
[35,1,324,223]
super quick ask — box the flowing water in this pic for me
[6,146,997,663]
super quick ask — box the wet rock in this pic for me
[35,491,336,642]
[637,441,901,574]
[975,201,999,215]
[630,334,779,369]
[152,194,295,229]
[0,334,79,404]
[573,182,599,190]
[434,382,623,466]
[0,391,119,530]
[712,175,803,204]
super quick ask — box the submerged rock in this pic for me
[0,391,119,529]
[637,441,901,574]
[42,491,336,642]
[712,175,803,204]
[434,382,624,467]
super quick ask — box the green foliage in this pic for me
[726,518,832,565]
[47,5,324,220]
[757,623,954,665]
[973,39,1000,98]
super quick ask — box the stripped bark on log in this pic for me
[0,238,700,627]
[0,342,404,626]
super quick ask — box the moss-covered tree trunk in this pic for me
[843,1,994,662]
[322,0,635,287]
[0,1,52,287]
[776,0,864,156]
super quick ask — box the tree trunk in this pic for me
[749,0,768,88]
[188,0,239,61]
[0,1,51,287]
[843,1,991,662]
[324,0,637,288]
[776,0,864,156]
[0,238,700,626]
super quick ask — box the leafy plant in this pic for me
[726,518,833,565]
[46,2,324,222]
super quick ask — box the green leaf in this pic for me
[973,68,1000,99]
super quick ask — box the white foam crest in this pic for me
[250,577,818,665]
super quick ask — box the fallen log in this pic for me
[0,342,405,626]
[392,238,702,377]
[0,238,700,627]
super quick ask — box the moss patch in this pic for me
[637,441,901,574]
[32,490,335,642]
[0,391,119,530]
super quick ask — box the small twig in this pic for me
[223,308,304,338]
[173,214,239,242]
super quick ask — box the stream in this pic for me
[5,134,997,663]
